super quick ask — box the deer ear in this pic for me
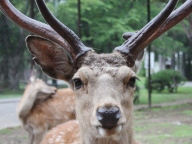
[26,35,75,82]
[131,50,144,73]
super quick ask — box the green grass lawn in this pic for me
[135,87,192,105]
[135,76,192,105]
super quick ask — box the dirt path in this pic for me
[134,98,192,110]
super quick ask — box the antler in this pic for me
[115,0,192,67]
[0,0,71,51]
[146,0,192,45]
[35,0,91,57]
[0,0,91,60]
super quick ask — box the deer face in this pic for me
[70,52,138,138]
[26,35,141,138]
[26,36,142,141]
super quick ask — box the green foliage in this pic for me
[55,0,147,53]
[1,0,191,90]
[52,0,189,55]
[145,70,186,93]
[149,1,187,57]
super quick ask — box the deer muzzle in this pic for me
[96,106,121,129]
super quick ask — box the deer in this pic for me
[0,0,191,144]
[16,74,76,144]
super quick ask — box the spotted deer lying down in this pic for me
[1,0,191,144]
[16,79,76,144]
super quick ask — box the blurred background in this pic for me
[0,0,192,144]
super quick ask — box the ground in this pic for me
[0,103,192,144]
[134,103,192,144]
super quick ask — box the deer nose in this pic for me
[96,106,121,128]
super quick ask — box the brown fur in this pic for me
[17,79,76,144]
[38,51,142,144]
[41,120,141,144]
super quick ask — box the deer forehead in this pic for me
[82,51,127,69]
[75,51,135,79]
[74,65,135,83]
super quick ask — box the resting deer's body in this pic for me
[1,0,191,144]
[17,79,76,144]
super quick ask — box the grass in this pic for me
[136,87,192,105]
[134,104,192,144]
[151,104,189,112]
[135,76,192,105]
[173,124,192,137]
[0,128,12,135]
[0,127,28,142]
[181,110,192,116]
[135,120,192,144]
[0,88,24,99]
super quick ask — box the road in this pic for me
[0,98,21,130]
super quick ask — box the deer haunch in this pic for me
[16,79,76,144]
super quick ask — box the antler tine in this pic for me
[0,0,74,58]
[115,0,178,67]
[35,0,91,58]
[144,0,192,46]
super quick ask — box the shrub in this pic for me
[145,70,186,93]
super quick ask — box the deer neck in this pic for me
[79,124,134,144]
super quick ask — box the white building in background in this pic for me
[144,52,155,76]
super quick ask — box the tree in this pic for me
[55,0,147,53]
[0,0,191,90]
[181,15,192,80]
[0,0,30,90]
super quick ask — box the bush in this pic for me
[145,70,186,93]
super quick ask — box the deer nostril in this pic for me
[96,106,121,127]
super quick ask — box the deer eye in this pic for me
[73,78,83,89]
[127,77,136,88]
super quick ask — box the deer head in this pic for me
[1,0,191,143]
